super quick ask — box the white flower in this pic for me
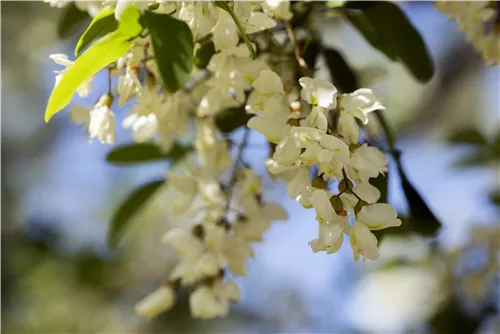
[350,203,402,261]
[166,173,197,215]
[309,220,346,254]
[190,285,229,319]
[114,0,149,21]
[252,69,285,95]
[244,11,277,34]
[357,203,402,230]
[135,285,175,319]
[190,280,240,319]
[117,66,141,106]
[69,105,90,127]
[74,1,104,17]
[247,117,290,144]
[338,112,360,144]
[262,0,293,21]
[286,167,313,207]
[309,189,344,224]
[212,10,239,51]
[302,106,329,132]
[350,144,388,182]
[299,77,338,109]
[88,96,115,145]
[339,88,385,124]
[308,189,349,253]
[273,136,301,166]
[319,134,350,165]
[290,126,323,147]
[50,53,92,97]
[44,0,68,8]
[350,221,380,261]
[224,236,254,275]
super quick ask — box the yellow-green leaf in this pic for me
[45,7,142,122]
[75,8,118,56]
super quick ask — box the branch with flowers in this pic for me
[43,0,499,321]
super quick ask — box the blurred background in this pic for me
[1,1,499,333]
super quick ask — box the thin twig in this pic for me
[225,126,251,212]
[286,22,308,69]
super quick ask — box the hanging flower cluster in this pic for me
[435,1,500,65]
[42,0,465,321]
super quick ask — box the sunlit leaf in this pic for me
[142,10,194,92]
[106,142,191,165]
[45,7,143,122]
[107,179,164,247]
[323,48,359,93]
[58,2,90,39]
[343,1,434,82]
[75,8,118,56]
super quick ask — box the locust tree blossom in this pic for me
[435,1,500,65]
[43,0,414,321]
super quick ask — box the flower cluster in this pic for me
[435,1,500,65]
[136,163,287,319]
[249,73,402,261]
[46,0,404,321]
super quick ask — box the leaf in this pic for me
[106,142,191,165]
[194,41,215,69]
[107,179,164,247]
[215,0,257,59]
[323,48,359,93]
[395,153,441,237]
[215,107,253,133]
[142,10,194,92]
[343,1,434,82]
[45,7,143,122]
[371,172,388,204]
[489,190,500,207]
[75,8,118,56]
[58,3,90,39]
[448,128,487,145]
[454,148,498,167]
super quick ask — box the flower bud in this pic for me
[329,195,344,213]
[354,200,369,215]
[135,285,175,319]
[312,175,327,189]
[339,178,353,193]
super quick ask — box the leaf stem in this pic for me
[225,126,251,213]
[286,22,308,69]
[374,109,396,153]
[215,1,257,60]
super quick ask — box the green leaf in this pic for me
[107,179,164,247]
[215,107,253,133]
[489,190,500,207]
[371,172,388,204]
[142,10,194,92]
[106,142,191,165]
[323,48,359,93]
[448,128,487,145]
[395,153,441,237]
[194,41,215,69]
[45,7,143,122]
[214,1,257,59]
[58,2,90,39]
[75,8,118,56]
[343,1,434,82]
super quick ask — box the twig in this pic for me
[286,22,308,69]
[225,126,251,212]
